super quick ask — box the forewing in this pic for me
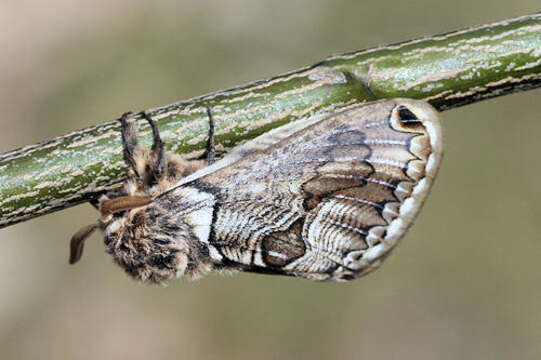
[189,99,443,281]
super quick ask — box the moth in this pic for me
[69,98,443,283]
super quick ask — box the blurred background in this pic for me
[0,1,540,359]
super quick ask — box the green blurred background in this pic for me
[0,1,540,359]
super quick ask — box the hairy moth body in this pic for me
[71,98,443,283]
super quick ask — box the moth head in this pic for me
[101,187,215,284]
[102,208,191,284]
[69,188,213,284]
[69,195,153,265]
[69,193,189,285]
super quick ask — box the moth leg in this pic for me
[204,106,216,165]
[142,111,166,179]
[118,111,140,178]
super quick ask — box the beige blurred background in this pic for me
[1,1,540,359]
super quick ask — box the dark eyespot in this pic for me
[397,106,417,120]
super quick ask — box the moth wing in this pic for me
[174,111,325,187]
[186,99,443,281]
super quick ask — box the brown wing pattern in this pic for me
[194,99,442,281]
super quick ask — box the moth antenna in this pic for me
[99,195,152,217]
[205,107,216,165]
[69,223,99,264]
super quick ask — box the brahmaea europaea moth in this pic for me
[69,98,443,283]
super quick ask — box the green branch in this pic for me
[1,13,540,228]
